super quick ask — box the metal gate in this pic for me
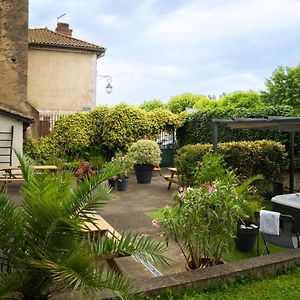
[156,127,176,167]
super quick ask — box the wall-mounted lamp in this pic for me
[97,75,113,94]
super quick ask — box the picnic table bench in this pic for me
[163,167,179,189]
[0,165,58,191]
[84,214,163,277]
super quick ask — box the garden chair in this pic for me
[255,211,300,255]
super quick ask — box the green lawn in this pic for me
[149,266,300,299]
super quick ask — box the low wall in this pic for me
[135,249,300,297]
[53,249,300,299]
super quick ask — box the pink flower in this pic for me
[152,219,160,229]
[204,182,216,193]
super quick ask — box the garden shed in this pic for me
[212,116,300,193]
[0,105,34,166]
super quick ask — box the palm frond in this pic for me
[89,232,170,267]
[0,272,24,298]
[0,193,21,251]
[14,150,34,182]
[29,249,135,299]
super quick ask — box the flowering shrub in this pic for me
[158,153,263,268]
[110,153,133,181]
[75,161,96,180]
[128,140,161,165]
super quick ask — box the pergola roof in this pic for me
[212,116,300,132]
[212,116,300,193]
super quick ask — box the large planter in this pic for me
[134,164,154,184]
[235,224,259,252]
[117,176,129,191]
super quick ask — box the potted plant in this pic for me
[128,140,161,183]
[110,153,133,191]
[158,179,249,269]
[234,177,263,252]
[194,152,263,253]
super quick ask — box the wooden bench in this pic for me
[83,214,163,277]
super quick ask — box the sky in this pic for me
[29,0,300,107]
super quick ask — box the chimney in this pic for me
[55,22,73,37]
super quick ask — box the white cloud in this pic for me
[144,0,300,47]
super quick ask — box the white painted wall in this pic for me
[27,49,97,112]
[0,114,23,166]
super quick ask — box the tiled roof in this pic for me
[0,104,34,124]
[28,28,106,57]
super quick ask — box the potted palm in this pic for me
[128,140,161,183]
[0,154,169,299]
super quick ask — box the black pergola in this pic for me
[212,116,300,193]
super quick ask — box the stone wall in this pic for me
[0,0,39,137]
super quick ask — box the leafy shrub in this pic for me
[128,140,161,165]
[140,99,165,111]
[148,108,187,134]
[176,140,287,186]
[218,91,263,109]
[178,105,295,147]
[101,104,151,154]
[167,93,200,113]
[50,113,95,158]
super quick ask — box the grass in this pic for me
[148,266,300,299]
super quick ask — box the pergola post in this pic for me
[213,121,218,153]
[289,131,295,193]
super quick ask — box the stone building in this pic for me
[28,23,106,116]
[0,0,39,137]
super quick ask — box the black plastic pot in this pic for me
[134,164,154,184]
[235,224,259,252]
[117,176,129,191]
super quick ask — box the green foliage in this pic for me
[194,152,232,185]
[158,170,259,268]
[101,104,151,154]
[178,105,295,147]
[50,113,95,158]
[262,64,300,107]
[168,93,200,113]
[148,108,187,134]
[128,140,161,165]
[25,105,184,163]
[88,105,110,146]
[219,91,263,109]
[140,99,165,111]
[193,96,218,110]
[0,156,168,299]
[176,140,287,187]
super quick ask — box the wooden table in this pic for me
[0,165,58,191]
[163,167,179,189]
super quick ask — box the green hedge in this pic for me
[177,106,295,146]
[175,140,287,186]
[24,105,185,162]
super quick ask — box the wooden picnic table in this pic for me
[0,165,58,191]
[163,167,179,189]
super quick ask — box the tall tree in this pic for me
[262,65,300,107]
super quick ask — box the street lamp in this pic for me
[97,75,113,94]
